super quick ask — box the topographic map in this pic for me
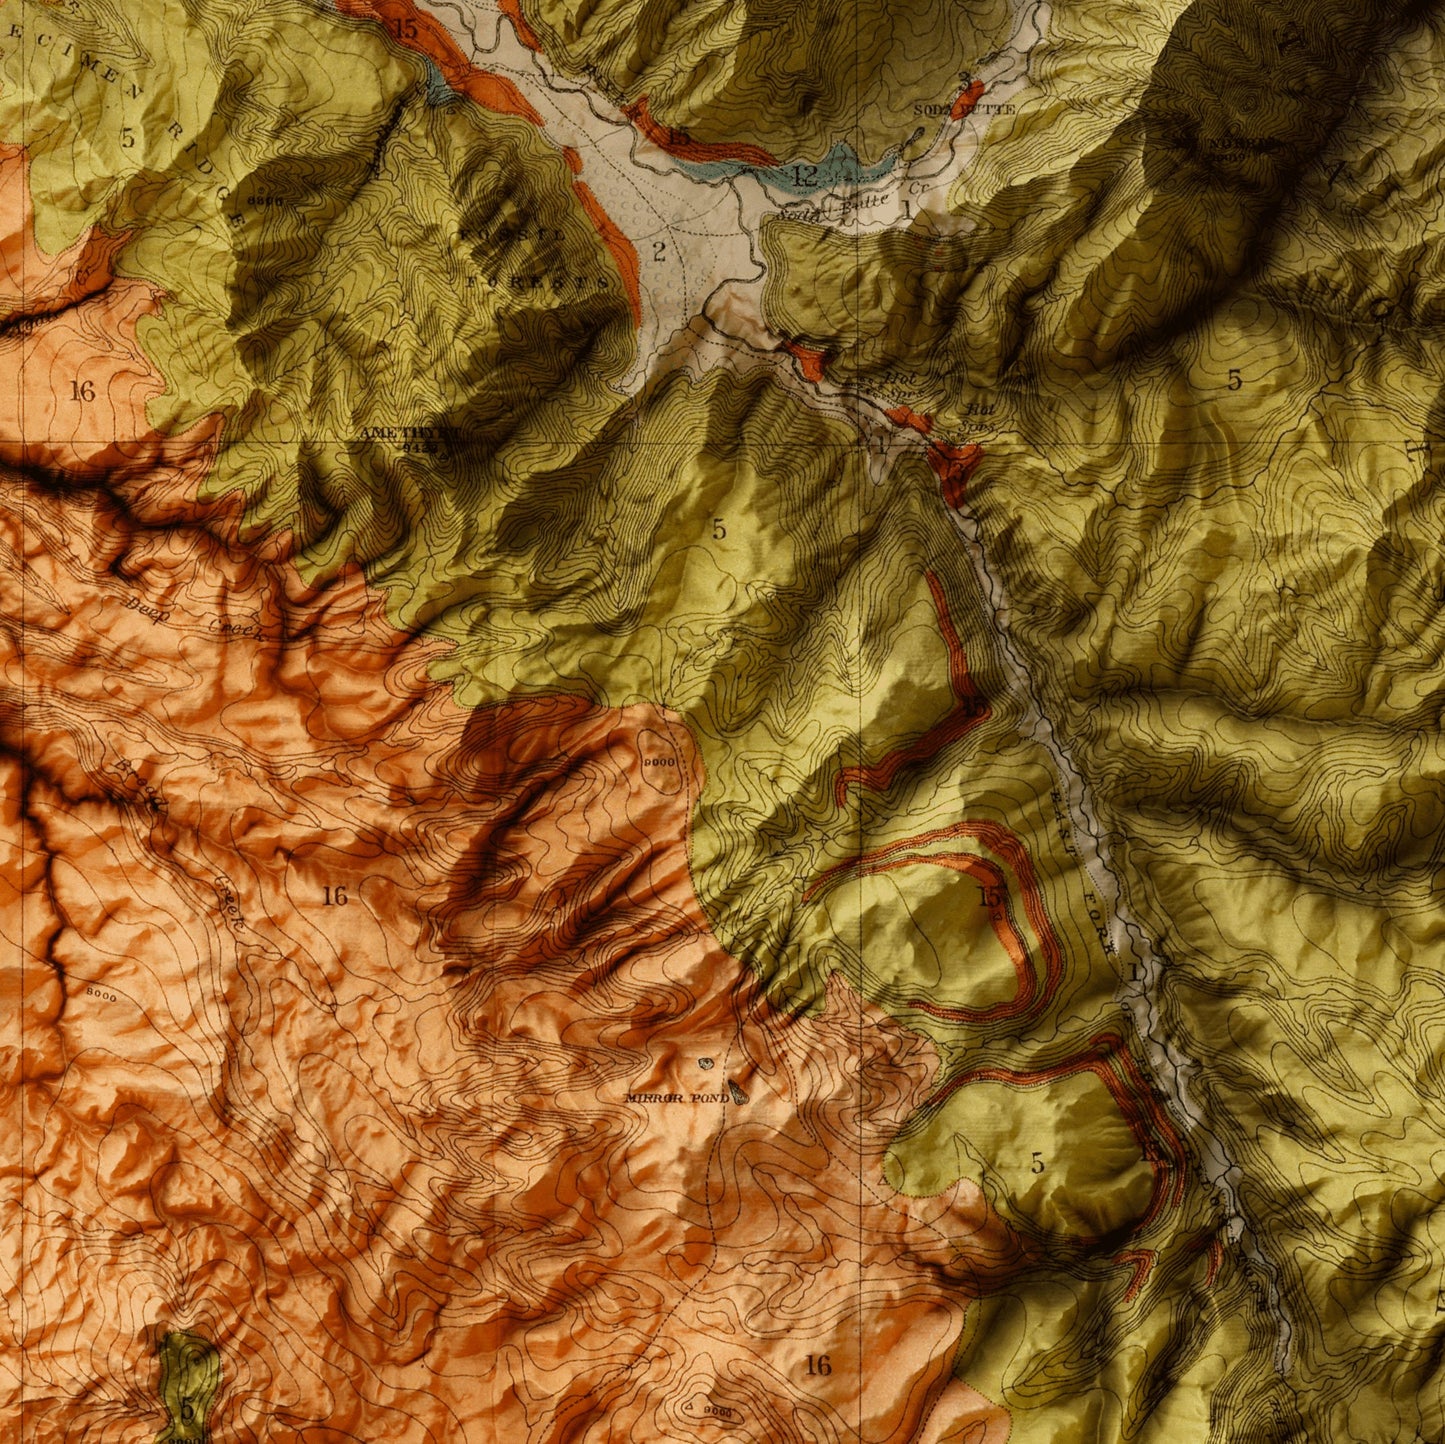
[4,0,1445,1438]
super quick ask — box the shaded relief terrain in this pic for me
[0,128,1022,1439]
[5,0,1445,1439]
